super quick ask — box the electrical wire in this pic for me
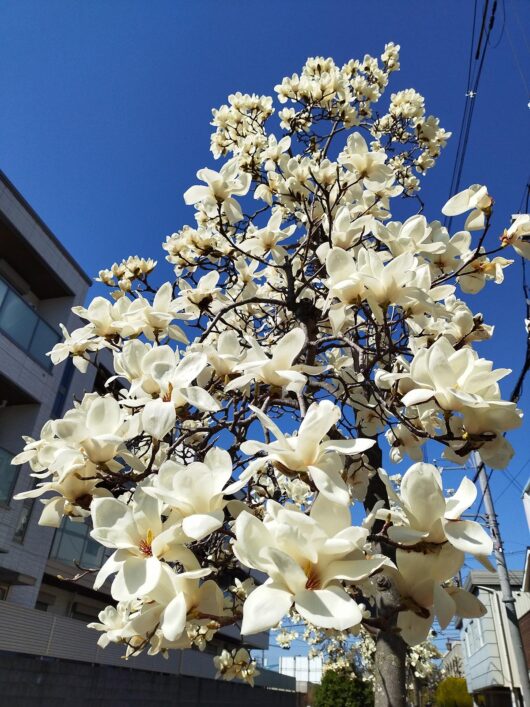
[444,1,498,230]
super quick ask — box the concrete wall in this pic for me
[0,651,297,707]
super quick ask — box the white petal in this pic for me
[310,493,351,536]
[308,465,350,505]
[294,586,362,630]
[197,579,225,617]
[448,587,487,619]
[179,386,220,412]
[93,550,127,590]
[442,519,493,557]
[445,476,476,520]
[241,584,293,635]
[400,462,445,531]
[442,188,473,216]
[401,388,435,407]
[183,184,211,205]
[387,526,429,545]
[181,512,224,541]
[397,610,433,646]
[111,556,163,601]
[465,209,486,231]
[38,497,66,527]
[160,592,187,641]
[233,511,275,573]
[298,400,341,454]
[272,328,306,368]
[434,584,456,629]
[262,547,307,594]
[142,399,176,440]
[321,437,376,455]
[87,397,121,436]
[320,558,387,586]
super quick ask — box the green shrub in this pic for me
[313,670,374,707]
[435,677,472,707]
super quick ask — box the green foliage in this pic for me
[313,670,374,707]
[435,677,472,707]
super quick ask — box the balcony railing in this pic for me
[0,275,60,371]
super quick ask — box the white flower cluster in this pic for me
[213,647,260,686]
[11,48,529,680]
[97,256,157,292]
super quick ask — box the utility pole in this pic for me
[473,452,530,707]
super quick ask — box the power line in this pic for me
[444,1,498,230]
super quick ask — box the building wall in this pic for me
[441,641,464,678]
[0,172,288,699]
[520,611,530,670]
[0,175,93,609]
[0,652,296,707]
[461,578,530,697]
[462,592,506,693]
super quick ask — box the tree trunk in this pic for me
[372,571,408,707]
[374,629,408,707]
[364,443,408,707]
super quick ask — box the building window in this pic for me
[13,497,34,543]
[49,518,109,569]
[0,583,9,601]
[0,275,60,371]
[70,602,100,622]
[0,447,18,506]
[50,358,75,419]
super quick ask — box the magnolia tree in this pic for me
[13,46,530,706]
[276,621,441,694]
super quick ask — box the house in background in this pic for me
[441,640,465,678]
[460,568,530,707]
[0,172,295,705]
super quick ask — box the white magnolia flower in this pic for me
[15,455,111,527]
[233,496,387,634]
[381,463,493,558]
[48,324,104,372]
[242,208,295,260]
[175,271,222,317]
[143,448,233,541]
[73,296,141,338]
[52,395,137,464]
[90,488,195,600]
[240,400,375,504]
[135,349,220,440]
[184,160,251,224]
[374,463,490,644]
[196,330,246,379]
[374,215,446,258]
[126,282,189,343]
[442,184,492,231]
[114,564,223,651]
[226,327,323,394]
[338,132,395,190]
[501,214,530,259]
[214,647,260,686]
[397,337,521,437]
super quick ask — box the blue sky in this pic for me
[1,0,530,660]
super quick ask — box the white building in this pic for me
[460,569,530,707]
[279,655,323,686]
[0,171,295,706]
[441,640,464,678]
